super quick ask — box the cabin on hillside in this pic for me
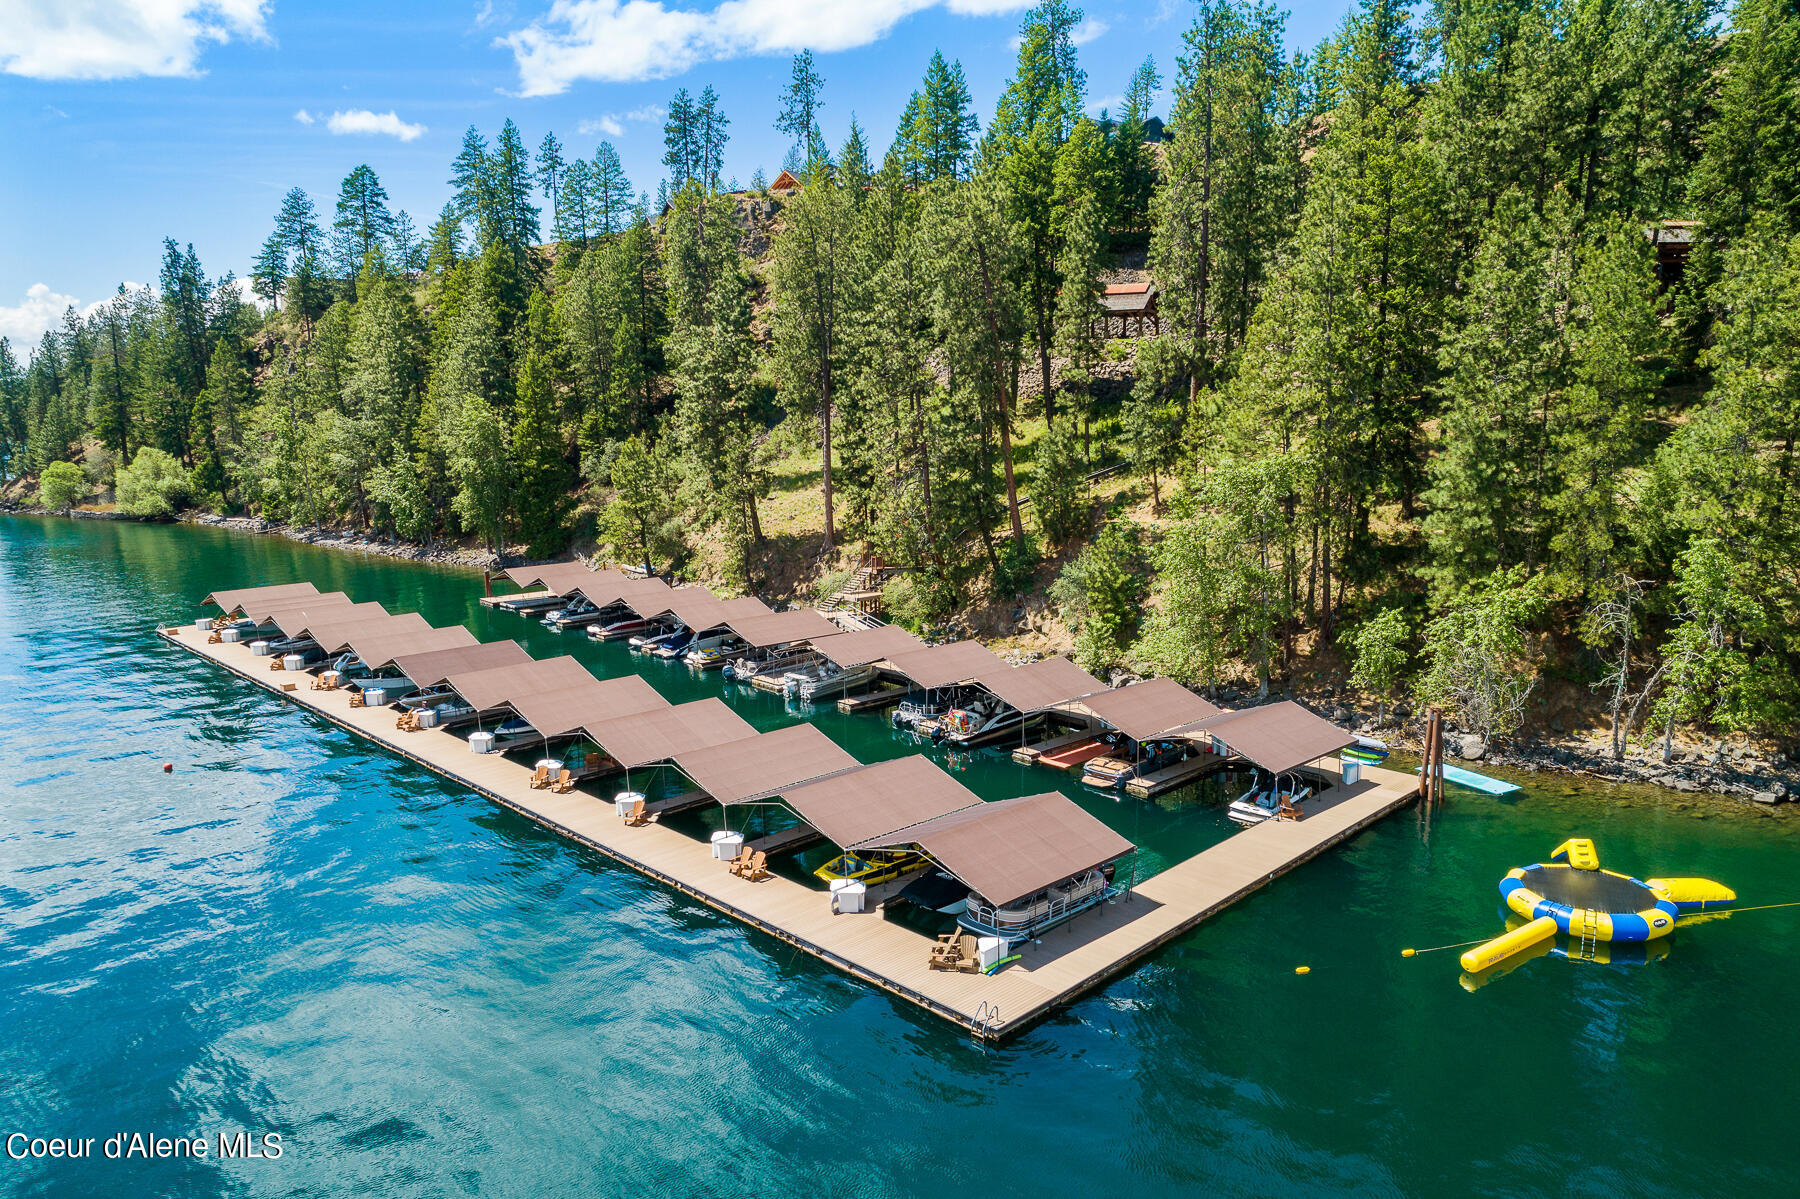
[1097,281,1160,338]
[770,169,801,195]
[1647,220,1696,288]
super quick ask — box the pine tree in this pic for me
[590,142,633,234]
[907,51,979,182]
[330,164,397,279]
[536,131,566,222]
[1111,56,1162,240]
[776,50,827,171]
[663,89,699,190]
[512,295,574,556]
[449,125,492,239]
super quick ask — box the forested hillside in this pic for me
[4,0,1798,761]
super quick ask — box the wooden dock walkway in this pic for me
[747,823,822,857]
[159,623,1418,1042]
[479,588,558,613]
[836,686,907,714]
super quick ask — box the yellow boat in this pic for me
[814,849,926,886]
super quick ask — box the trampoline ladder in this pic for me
[1577,910,1600,960]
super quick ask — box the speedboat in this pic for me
[1082,738,1184,789]
[488,717,540,752]
[627,620,679,651]
[931,694,1035,748]
[814,849,927,887]
[588,609,653,641]
[792,661,877,702]
[543,597,609,632]
[1227,771,1314,826]
[684,633,746,668]
[649,629,696,659]
[959,867,1116,943]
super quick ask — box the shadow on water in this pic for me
[2,514,1798,1199]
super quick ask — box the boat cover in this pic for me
[638,588,767,631]
[201,581,319,612]
[720,609,844,649]
[265,601,390,638]
[975,657,1106,714]
[855,792,1134,910]
[811,624,924,668]
[671,724,860,804]
[300,611,429,653]
[442,656,597,713]
[341,624,478,671]
[500,562,618,596]
[565,574,675,612]
[582,698,756,768]
[777,756,981,849]
[502,676,668,740]
[1165,701,1354,776]
[1058,678,1223,740]
[389,640,532,690]
[884,640,1007,690]
[236,590,352,623]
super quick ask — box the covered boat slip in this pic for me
[163,620,1420,1040]
[1166,701,1356,778]
[719,608,846,650]
[811,623,923,668]
[200,580,322,615]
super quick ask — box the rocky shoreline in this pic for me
[15,504,1792,806]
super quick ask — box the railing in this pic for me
[964,872,1113,937]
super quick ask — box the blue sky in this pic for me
[0,0,1357,348]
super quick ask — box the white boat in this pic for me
[543,597,611,632]
[931,694,1034,748]
[1227,771,1313,826]
[649,629,696,658]
[588,609,654,641]
[627,620,680,650]
[959,868,1116,943]
[683,633,745,668]
[487,717,541,752]
[792,662,877,702]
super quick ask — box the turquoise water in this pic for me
[2,514,1796,1198]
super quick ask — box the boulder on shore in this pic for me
[1457,734,1487,761]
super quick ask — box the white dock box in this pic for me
[468,730,496,754]
[222,627,245,643]
[1341,758,1362,785]
[320,670,343,689]
[250,640,272,656]
[194,618,212,631]
[831,879,866,913]
[416,707,439,729]
[362,687,387,706]
[614,790,646,818]
[282,654,306,672]
[977,937,1007,970]
[711,829,745,860]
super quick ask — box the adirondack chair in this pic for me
[731,850,769,881]
[622,798,648,826]
[549,768,575,794]
[529,763,552,789]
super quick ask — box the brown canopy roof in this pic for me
[858,792,1134,909]
[1066,678,1223,741]
[202,581,319,612]
[1101,282,1157,313]
[638,587,731,629]
[978,657,1106,713]
[342,625,478,671]
[389,640,531,690]
[671,724,860,804]
[777,755,981,849]
[885,640,1006,689]
[569,574,674,612]
[443,655,596,714]
[303,612,430,654]
[583,698,756,768]
[1167,701,1353,775]
[501,562,616,596]
[722,608,844,649]
[812,624,924,668]
[266,601,390,638]
[237,590,352,623]
[503,676,668,740]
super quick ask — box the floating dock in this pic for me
[1012,728,1095,764]
[480,589,561,615]
[836,686,908,714]
[1124,752,1228,798]
[159,623,1418,1041]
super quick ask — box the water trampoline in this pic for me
[1457,839,1735,977]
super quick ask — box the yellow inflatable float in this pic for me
[1459,839,1733,975]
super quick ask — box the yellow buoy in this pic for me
[1295,966,1311,975]
[1401,948,1416,957]
[1459,915,1559,974]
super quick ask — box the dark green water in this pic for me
[3,514,1796,1198]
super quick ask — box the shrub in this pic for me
[113,447,192,518]
[38,461,87,513]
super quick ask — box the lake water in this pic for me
[2,514,1796,1197]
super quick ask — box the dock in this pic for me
[1124,752,1228,798]
[836,686,907,714]
[642,788,712,819]
[480,589,561,614]
[1012,728,1098,766]
[158,623,1418,1042]
[746,823,822,857]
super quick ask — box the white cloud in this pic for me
[1072,17,1106,45]
[293,107,314,124]
[499,0,1028,94]
[1085,93,1123,117]
[0,283,80,348]
[0,0,271,81]
[577,104,661,138]
[325,108,428,141]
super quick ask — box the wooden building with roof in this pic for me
[1098,280,1160,338]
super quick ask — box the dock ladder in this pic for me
[971,1001,1001,1041]
[1577,909,1601,960]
